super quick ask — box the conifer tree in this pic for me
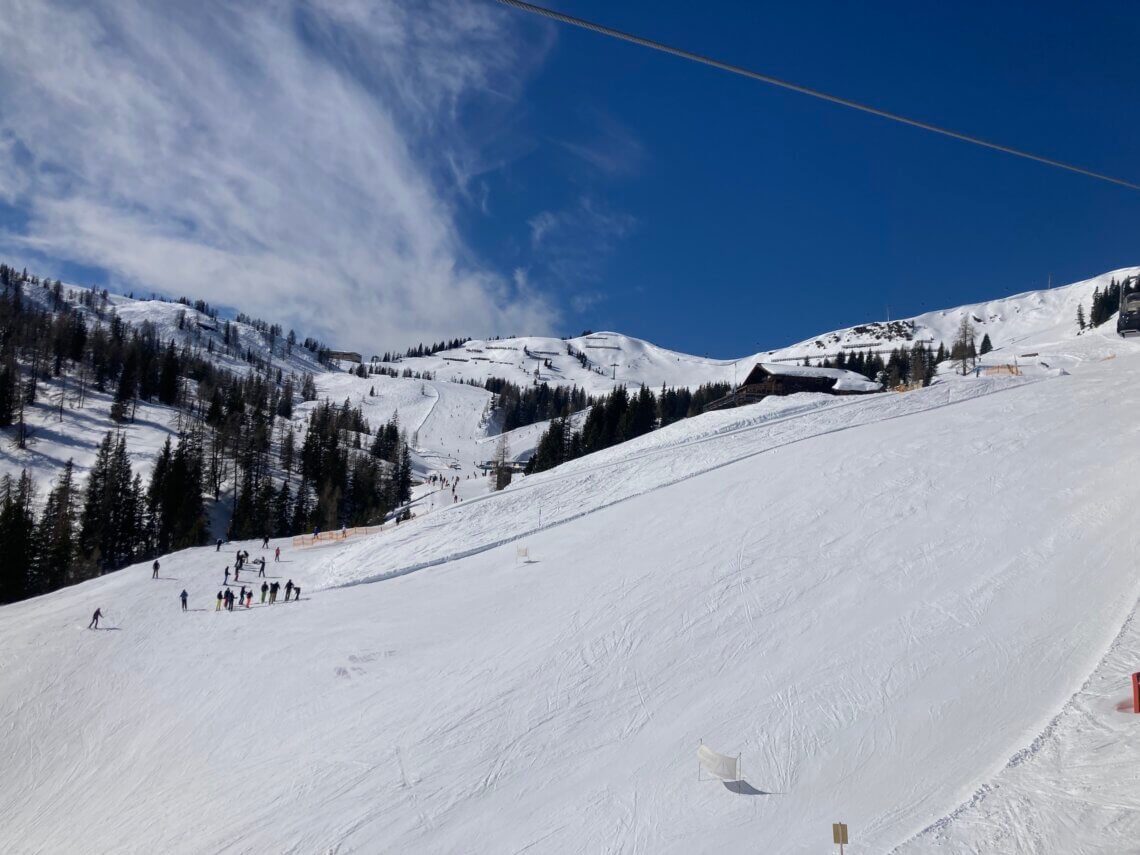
[33,461,78,592]
[273,481,293,536]
[394,442,412,507]
[492,434,512,491]
[280,426,295,474]
[0,471,36,603]
[292,480,312,533]
[158,340,180,405]
[111,349,138,422]
[79,432,141,573]
[953,315,976,375]
[979,334,993,355]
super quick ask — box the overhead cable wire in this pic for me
[496,0,1140,192]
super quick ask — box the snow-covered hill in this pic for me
[373,266,1140,393]
[2,284,327,501]
[5,316,1140,852]
[5,267,1135,513]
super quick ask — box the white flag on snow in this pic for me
[697,744,739,781]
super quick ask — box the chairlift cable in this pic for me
[495,0,1140,193]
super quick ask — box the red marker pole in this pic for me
[1133,672,1140,714]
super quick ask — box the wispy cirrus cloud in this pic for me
[527,194,636,290]
[0,0,557,353]
[557,108,647,178]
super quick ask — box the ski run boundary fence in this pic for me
[292,525,386,548]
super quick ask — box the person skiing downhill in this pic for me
[88,608,102,629]
[216,538,223,552]
[262,534,270,549]
[274,547,280,563]
[257,557,266,577]
[152,560,160,579]
[180,590,188,612]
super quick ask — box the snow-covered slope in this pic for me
[378,267,1140,393]
[5,320,1140,852]
[1,285,326,500]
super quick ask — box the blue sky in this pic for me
[1,1,1138,357]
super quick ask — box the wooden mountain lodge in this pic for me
[703,363,881,412]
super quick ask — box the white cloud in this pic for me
[526,195,636,289]
[0,0,558,352]
[558,108,646,177]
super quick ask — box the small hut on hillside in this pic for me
[703,363,881,412]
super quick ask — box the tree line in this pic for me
[1079,275,1139,331]
[524,382,731,475]
[0,429,207,603]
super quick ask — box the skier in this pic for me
[244,589,252,608]
[285,580,294,602]
[216,538,223,552]
[88,608,102,629]
[224,589,234,611]
[260,581,269,604]
[234,565,240,583]
[269,581,279,604]
[152,560,160,580]
[216,591,223,612]
[262,534,270,549]
[224,566,230,585]
[257,557,266,577]
[293,585,301,601]
[274,546,280,563]
[180,590,188,612]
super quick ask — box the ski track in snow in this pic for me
[322,376,1041,592]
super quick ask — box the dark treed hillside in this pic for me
[525,382,731,475]
[0,263,412,604]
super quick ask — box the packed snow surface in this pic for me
[6,315,1140,852]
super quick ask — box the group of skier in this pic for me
[88,540,300,629]
[214,578,298,610]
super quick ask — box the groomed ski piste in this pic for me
[6,299,1140,853]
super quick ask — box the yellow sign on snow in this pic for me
[832,822,849,844]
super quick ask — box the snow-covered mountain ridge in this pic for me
[3,266,1136,518]
[370,266,1138,393]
